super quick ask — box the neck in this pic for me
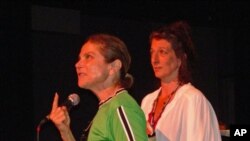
[160,80,180,98]
[94,85,122,103]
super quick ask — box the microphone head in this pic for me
[68,93,80,106]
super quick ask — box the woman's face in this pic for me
[150,39,181,82]
[75,41,111,90]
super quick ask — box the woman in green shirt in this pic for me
[49,34,148,141]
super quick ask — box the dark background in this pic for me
[1,1,250,141]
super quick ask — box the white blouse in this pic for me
[141,83,222,141]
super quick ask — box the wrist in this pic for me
[60,126,75,141]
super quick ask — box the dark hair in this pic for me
[149,21,196,84]
[85,34,133,88]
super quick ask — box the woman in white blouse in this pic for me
[141,20,221,141]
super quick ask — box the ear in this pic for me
[178,53,186,67]
[109,59,122,75]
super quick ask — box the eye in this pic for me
[159,48,168,55]
[82,53,94,60]
[150,49,154,56]
[85,54,92,59]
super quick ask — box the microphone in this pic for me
[37,93,80,128]
[61,93,80,111]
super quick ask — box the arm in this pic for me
[181,93,221,141]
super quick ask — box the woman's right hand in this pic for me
[49,93,71,133]
[49,93,76,141]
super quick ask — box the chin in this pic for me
[78,82,87,88]
[154,73,162,78]
[78,85,85,89]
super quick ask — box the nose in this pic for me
[151,52,159,65]
[75,59,83,69]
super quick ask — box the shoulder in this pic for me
[176,83,215,111]
[178,83,208,103]
[114,90,143,112]
[181,83,204,97]
[141,88,160,106]
[144,88,161,99]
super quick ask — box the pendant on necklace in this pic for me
[146,121,155,136]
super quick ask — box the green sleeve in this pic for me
[110,105,148,141]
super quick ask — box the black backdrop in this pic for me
[1,1,250,141]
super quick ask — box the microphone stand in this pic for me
[36,117,49,141]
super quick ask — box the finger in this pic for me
[51,92,59,113]
[62,106,69,117]
[50,107,65,123]
[61,106,69,120]
[62,106,70,125]
[54,107,65,120]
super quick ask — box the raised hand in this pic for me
[49,93,75,141]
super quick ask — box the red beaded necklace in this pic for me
[148,84,181,129]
